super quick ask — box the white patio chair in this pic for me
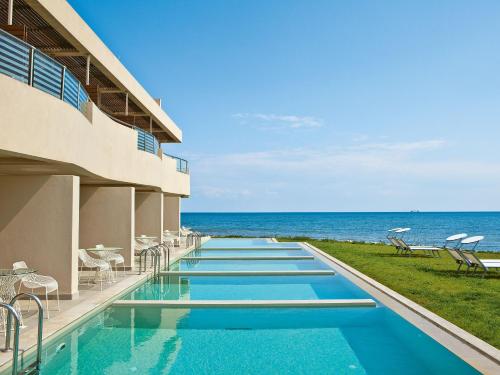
[78,249,112,291]
[13,261,60,319]
[134,239,148,256]
[163,230,180,247]
[94,244,125,278]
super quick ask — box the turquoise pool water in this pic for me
[125,275,371,300]
[190,249,309,256]
[176,259,330,271]
[38,307,479,375]
[200,238,302,249]
[201,238,272,248]
[29,238,480,374]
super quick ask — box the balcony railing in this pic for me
[136,127,160,154]
[0,28,89,113]
[164,153,189,174]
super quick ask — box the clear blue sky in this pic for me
[69,0,500,212]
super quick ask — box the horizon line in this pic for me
[182,210,500,214]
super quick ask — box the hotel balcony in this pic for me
[0,28,190,197]
[0,0,190,299]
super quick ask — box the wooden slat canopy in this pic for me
[0,0,175,142]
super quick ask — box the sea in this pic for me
[182,212,500,251]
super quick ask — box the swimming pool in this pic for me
[23,238,481,374]
[37,307,478,374]
[201,238,273,248]
[176,259,330,271]
[125,275,371,300]
[189,249,309,256]
[200,238,301,249]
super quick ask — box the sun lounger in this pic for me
[457,236,500,276]
[441,233,468,270]
[396,238,442,257]
[387,228,411,254]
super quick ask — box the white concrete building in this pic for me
[0,0,190,299]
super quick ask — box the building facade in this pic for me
[0,0,190,298]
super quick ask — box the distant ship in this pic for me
[410,210,420,213]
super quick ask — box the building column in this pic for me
[163,196,181,232]
[135,192,163,241]
[79,186,135,270]
[0,175,80,299]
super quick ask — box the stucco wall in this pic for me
[0,175,80,298]
[0,74,190,196]
[79,186,135,269]
[163,196,181,232]
[135,192,164,241]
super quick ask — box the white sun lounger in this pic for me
[397,232,469,258]
[443,233,469,270]
[396,238,442,257]
[388,228,411,254]
[458,236,500,276]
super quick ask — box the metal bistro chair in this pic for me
[78,249,112,291]
[12,261,60,319]
[94,244,125,278]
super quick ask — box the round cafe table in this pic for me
[87,247,124,281]
[87,247,123,252]
[0,268,37,326]
[136,236,158,245]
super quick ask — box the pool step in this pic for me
[112,299,377,308]
[181,256,315,261]
[159,270,335,276]
[201,247,303,250]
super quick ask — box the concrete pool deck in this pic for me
[302,242,500,374]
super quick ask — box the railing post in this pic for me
[0,303,20,375]
[60,67,66,100]
[77,82,81,109]
[167,245,170,271]
[10,293,43,370]
[28,47,34,86]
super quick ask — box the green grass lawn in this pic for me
[278,237,500,348]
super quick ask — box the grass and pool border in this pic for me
[301,241,500,373]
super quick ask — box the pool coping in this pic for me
[302,241,500,372]
[112,299,377,308]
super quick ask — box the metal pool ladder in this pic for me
[0,293,44,375]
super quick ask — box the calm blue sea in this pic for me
[182,212,500,251]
